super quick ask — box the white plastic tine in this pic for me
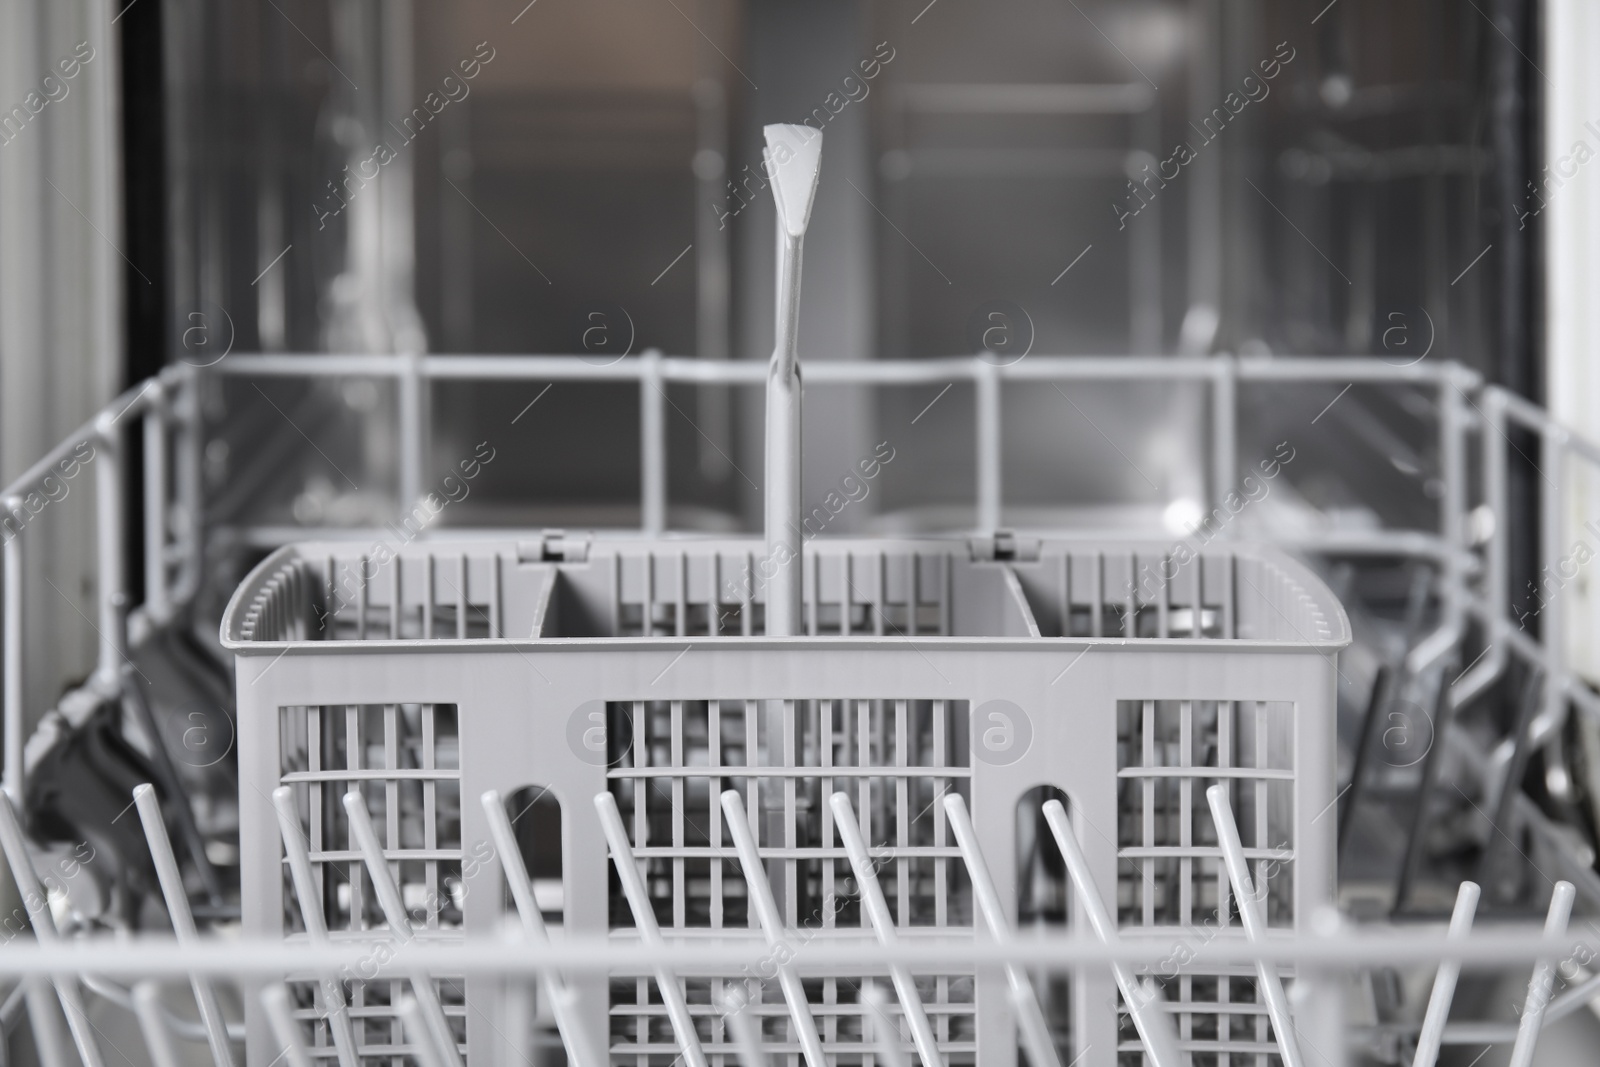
[828,792,942,1067]
[0,982,24,1030]
[395,996,452,1067]
[133,983,187,1067]
[342,791,466,1067]
[860,982,913,1067]
[341,791,415,937]
[0,791,105,1067]
[1411,881,1479,1067]
[134,784,237,1067]
[480,790,550,939]
[1040,799,1182,1067]
[22,980,70,1067]
[480,790,603,1067]
[34,969,105,1066]
[942,795,1061,1067]
[719,789,827,1067]
[258,985,316,1067]
[593,792,710,1067]
[1004,984,1059,1067]
[1508,880,1576,1067]
[271,787,361,1067]
[544,984,594,1067]
[720,989,769,1067]
[1204,785,1304,1067]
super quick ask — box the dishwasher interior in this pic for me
[0,1,1593,1066]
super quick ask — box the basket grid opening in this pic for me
[605,698,977,1064]
[1116,699,1297,1064]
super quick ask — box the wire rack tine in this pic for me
[480,789,604,1067]
[271,787,362,1067]
[1040,799,1182,1067]
[594,791,710,1067]
[21,980,71,1067]
[1411,881,1479,1067]
[259,985,316,1067]
[1508,880,1575,1067]
[0,980,28,1038]
[133,784,236,1067]
[0,790,105,1067]
[942,794,1061,1067]
[1204,784,1304,1067]
[132,983,188,1067]
[396,995,452,1067]
[828,791,942,1067]
[342,790,466,1067]
[860,982,913,1067]
[720,988,770,1067]
[719,788,828,1067]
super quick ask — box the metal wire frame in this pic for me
[0,353,1590,831]
[0,355,1432,788]
[0,351,1594,1065]
[2,353,1585,770]
[0,921,1591,978]
[205,351,1465,551]
[2,362,203,796]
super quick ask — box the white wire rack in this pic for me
[10,352,1595,781]
[0,351,1597,1067]
[0,784,1586,1067]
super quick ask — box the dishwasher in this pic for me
[0,2,1594,1066]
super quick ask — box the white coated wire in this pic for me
[593,791,710,1067]
[258,985,315,1067]
[1411,881,1480,1067]
[718,789,828,1067]
[0,791,106,1067]
[942,794,1060,1067]
[1040,798,1183,1067]
[829,791,943,1067]
[1204,784,1304,1067]
[478,789,603,1067]
[270,787,361,1067]
[133,785,236,1067]
[340,790,466,1067]
[1508,882,1577,1067]
[859,982,913,1067]
[132,983,188,1067]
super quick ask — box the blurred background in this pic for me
[65,0,1534,545]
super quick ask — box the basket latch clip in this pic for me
[519,530,590,563]
[969,530,1039,562]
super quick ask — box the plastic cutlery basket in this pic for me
[223,534,1349,1067]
